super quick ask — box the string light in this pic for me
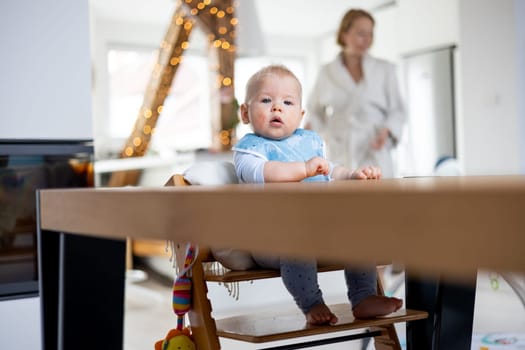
[120,0,239,159]
[219,130,231,145]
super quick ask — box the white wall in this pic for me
[458,0,524,175]
[0,0,93,140]
[1,1,93,349]
[257,34,318,96]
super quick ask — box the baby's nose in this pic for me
[272,104,282,112]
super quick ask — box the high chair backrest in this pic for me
[174,160,239,185]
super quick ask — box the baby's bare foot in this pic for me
[353,295,403,319]
[306,303,338,325]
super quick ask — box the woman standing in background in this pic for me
[306,9,405,178]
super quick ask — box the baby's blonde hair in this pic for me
[244,64,302,104]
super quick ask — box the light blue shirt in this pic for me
[232,129,333,183]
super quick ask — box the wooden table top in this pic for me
[39,175,525,280]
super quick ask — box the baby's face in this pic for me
[241,74,304,140]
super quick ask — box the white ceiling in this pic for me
[89,0,393,38]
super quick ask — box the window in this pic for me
[106,48,306,152]
[107,47,212,152]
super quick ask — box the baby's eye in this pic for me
[261,97,271,103]
[284,100,293,106]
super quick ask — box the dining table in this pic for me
[37,175,525,350]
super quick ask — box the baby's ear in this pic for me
[240,103,250,124]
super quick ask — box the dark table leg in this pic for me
[405,273,477,350]
[39,229,60,350]
[39,230,126,350]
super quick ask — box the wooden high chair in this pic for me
[161,164,428,350]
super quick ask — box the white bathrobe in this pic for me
[306,53,406,178]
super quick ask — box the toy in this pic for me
[155,244,198,350]
[154,328,195,350]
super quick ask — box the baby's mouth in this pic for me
[270,116,283,126]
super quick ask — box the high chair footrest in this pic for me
[215,304,428,343]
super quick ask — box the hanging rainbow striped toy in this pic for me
[155,243,198,350]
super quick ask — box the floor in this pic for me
[124,257,525,350]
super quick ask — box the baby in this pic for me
[232,64,402,325]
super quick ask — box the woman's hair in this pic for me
[244,64,302,104]
[336,9,375,47]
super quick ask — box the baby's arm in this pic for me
[331,165,382,180]
[264,156,330,183]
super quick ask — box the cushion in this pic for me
[182,161,255,270]
[183,161,238,185]
[211,248,257,271]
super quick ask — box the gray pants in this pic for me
[253,255,377,314]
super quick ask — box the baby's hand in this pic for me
[305,157,330,177]
[351,165,382,180]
